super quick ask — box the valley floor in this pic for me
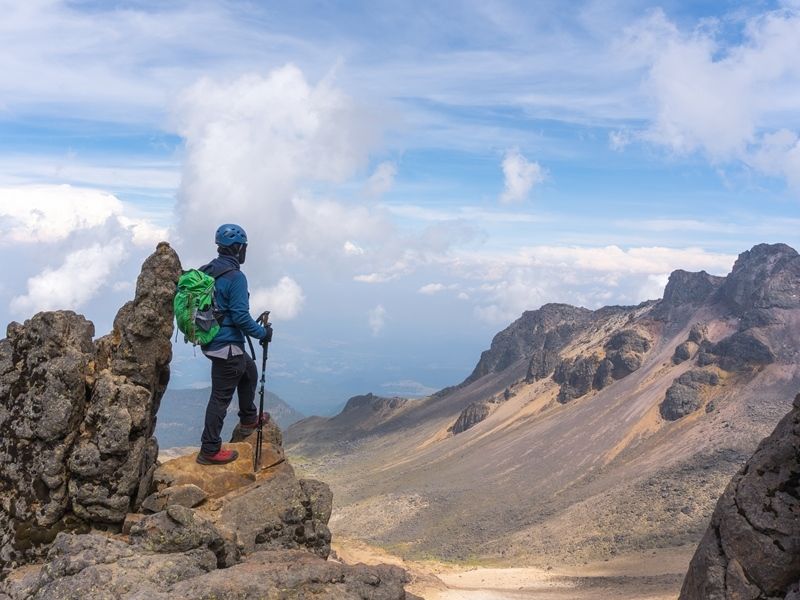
[332,537,692,600]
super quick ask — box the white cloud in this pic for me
[250,276,306,321]
[173,65,390,272]
[0,185,168,248]
[364,161,397,198]
[0,185,122,243]
[368,304,386,335]
[499,149,545,204]
[10,241,127,315]
[344,241,365,256]
[461,245,736,324]
[417,283,455,296]
[623,7,800,187]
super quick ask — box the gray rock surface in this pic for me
[0,242,182,574]
[464,304,592,385]
[709,330,775,372]
[207,466,333,559]
[660,369,720,421]
[553,354,602,403]
[1,533,410,600]
[450,400,492,434]
[679,393,800,599]
[141,484,208,513]
[716,243,800,313]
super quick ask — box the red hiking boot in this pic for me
[239,413,270,436]
[196,448,239,465]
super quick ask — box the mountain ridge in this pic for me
[285,242,800,565]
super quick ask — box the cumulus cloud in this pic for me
[499,149,545,204]
[623,7,800,187]
[465,245,735,324]
[10,241,127,314]
[173,65,385,267]
[250,276,306,321]
[0,185,167,247]
[368,304,386,335]
[364,161,397,198]
[0,185,122,244]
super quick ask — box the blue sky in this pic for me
[1,0,799,413]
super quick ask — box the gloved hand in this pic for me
[260,324,273,345]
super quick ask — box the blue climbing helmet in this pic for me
[215,224,248,247]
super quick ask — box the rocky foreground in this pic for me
[0,243,416,599]
[679,392,800,600]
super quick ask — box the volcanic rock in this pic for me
[710,330,775,372]
[679,393,800,599]
[141,484,208,513]
[450,401,492,434]
[465,304,592,385]
[604,329,651,378]
[0,242,182,574]
[716,243,800,313]
[554,354,602,403]
[660,369,720,421]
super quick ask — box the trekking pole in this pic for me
[253,311,271,472]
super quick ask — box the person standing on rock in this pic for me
[196,223,272,465]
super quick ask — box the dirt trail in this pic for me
[332,537,690,600]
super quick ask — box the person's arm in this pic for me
[227,272,267,339]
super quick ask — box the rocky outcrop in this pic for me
[553,354,602,403]
[450,401,492,434]
[464,304,592,385]
[604,329,651,378]
[0,242,181,574]
[660,369,720,421]
[716,243,800,313]
[342,393,409,415]
[653,270,724,323]
[673,323,708,364]
[553,329,651,403]
[679,393,800,599]
[708,330,775,372]
[1,533,411,600]
[0,243,414,598]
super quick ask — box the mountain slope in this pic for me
[285,243,800,564]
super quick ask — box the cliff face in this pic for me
[0,242,181,572]
[679,393,800,599]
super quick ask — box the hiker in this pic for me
[196,223,272,465]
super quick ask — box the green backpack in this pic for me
[174,268,231,346]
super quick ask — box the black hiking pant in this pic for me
[200,352,258,455]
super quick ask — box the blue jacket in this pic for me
[200,255,267,351]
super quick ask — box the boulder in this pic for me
[660,369,720,421]
[554,354,602,403]
[672,341,698,364]
[679,393,800,598]
[202,464,333,559]
[0,243,182,574]
[449,401,492,434]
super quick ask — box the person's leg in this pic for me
[236,352,258,424]
[200,355,243,455]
